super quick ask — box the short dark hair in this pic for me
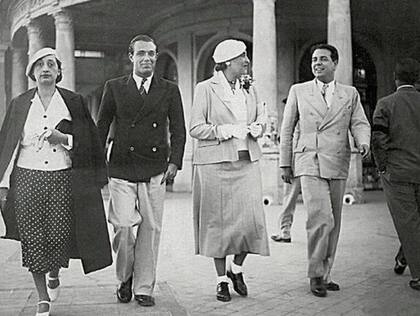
[311,43,339,63]
[128,34,156,55]
[214,62,228,72]
[28,57,63,83]
[395,58,420,85]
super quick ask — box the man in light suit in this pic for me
[279,44,370,297]
[97,34,186,306]
[372,58,420,291]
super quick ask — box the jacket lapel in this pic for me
[57,87,80,117]
[319,83,347,130]
[209,73,236,116]
[133,76,166,123]
[15,89,37,135]
[308,79,328,118]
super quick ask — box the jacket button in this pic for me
[152,122,157,128]
[129,146,134,151]
[152,147,157,152]
[131,123,135,128]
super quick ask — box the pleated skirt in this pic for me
[14,167,73,273]
[193,160,270,258]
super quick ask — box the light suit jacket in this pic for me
[190,72,265,164]
[280,79,371,179]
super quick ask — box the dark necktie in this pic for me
[139,77,147,96]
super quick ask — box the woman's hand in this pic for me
[248,122,263,138]
[38,129,69,147]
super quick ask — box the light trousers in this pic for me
[300,175,346,280]
[277,178,301,238]
[108,175,165,296]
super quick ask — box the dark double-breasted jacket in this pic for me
[97,74,186,182]
[0,87,112,274]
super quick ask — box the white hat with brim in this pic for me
[212,39,246,64]
[25,47,59,77]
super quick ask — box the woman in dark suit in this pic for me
[0,47,112,316]
[190,39,270,302]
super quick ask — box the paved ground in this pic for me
[1,190,420,316]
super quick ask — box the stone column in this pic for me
[252,0,277,117]
[253,0,280,204]
[26,19,44,88]
[328,0,364,203]
[0,44,8,126]
[173,33,194,192]
[11,47,27,98]
[53,9,75,91]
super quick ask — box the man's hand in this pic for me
[281,167,293,184]
[0,187,8,211]
[358,143,370,159]
[160,163,179,185]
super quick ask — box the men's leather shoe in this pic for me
[394,257,407,275]
[310,277,327,297]
[116,277,132,303]
[135,294,155,306]
[325,281,340,291]
[409,279,420,291]
[216,282,231,302]
[271,235,291,243]
[227,270,248,296]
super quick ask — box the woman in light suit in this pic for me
[190,39,269,302]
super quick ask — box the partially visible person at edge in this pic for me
[280,43,371,298]
[272,97,301,243]
[372,58,420,291]
[0,47,112,316]
[190,39,270,302]
[97,34,186,307]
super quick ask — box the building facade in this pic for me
[0,0,419,202]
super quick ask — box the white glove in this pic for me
[218,124,235,140]
[249,122,263,138]
[231,125,249,139]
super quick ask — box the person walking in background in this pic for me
[190,39,270,302]
[97,34,186,307]
[372,58,420,291]
[280,44,371,297]
[0,47,112,316]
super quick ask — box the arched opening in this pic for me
[156,52,178,83]
[298,42,379,189]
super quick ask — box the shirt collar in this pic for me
[133,72,153,93]
[315,79,336,93]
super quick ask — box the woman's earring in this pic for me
[226,62,231,66]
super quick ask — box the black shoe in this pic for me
[394,257,407,275]
[135,294,155,306]
[216,282,231,302]
[271,235,291,243]
[116,277,133,303]
[227,270,248,296]
[325,281,340,291]
[409,279,420,291]
[310,277,327,297]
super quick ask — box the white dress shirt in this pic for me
[133,72,153,94]
[0,90,73,188]
[316,79,336,108]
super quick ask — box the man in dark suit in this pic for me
[372,58,420,291]
[97,34,186,306]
